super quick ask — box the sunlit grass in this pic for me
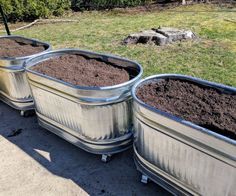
[2,4,236,86]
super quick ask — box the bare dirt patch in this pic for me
[32,54,130,87]
[136,79,236,140]
[0,38,45,58]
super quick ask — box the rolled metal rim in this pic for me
[38,116,133,155]
[25,48,143,91]
[0,35,51,61]
[132,74,236,145]
[133,145,196,195]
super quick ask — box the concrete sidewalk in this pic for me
[0,101,170,196]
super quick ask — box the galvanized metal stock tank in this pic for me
[0,35,51,111]
[25,49,143,156]
[132,74,236,196]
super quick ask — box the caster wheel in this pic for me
[101,154,112,163]
[141,174,149,184]
[20,111,26,117]
[20,110,35,117]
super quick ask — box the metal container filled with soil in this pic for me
[25,49,142,161]
[132,74,236,196]
[0,35,51,115]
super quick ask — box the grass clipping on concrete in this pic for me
[4,4,235,86]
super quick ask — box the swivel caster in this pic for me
[20,110,35,117]
[20,110,26,117]
[101,154,112,163]
[141,174,149,184]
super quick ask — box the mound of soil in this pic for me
[0,38,45,58]
[32,54,130,87]
[136,79,236,140]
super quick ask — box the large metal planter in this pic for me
[25,49,143,161]
[0,35,51,113]
[132,74,236,195]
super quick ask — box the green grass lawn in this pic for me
[3,4,236,86]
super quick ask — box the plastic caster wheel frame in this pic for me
[101,154,112,163]
[20,110,35,117]
[141,174,149,184]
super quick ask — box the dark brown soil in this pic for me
[0,38,45,58]
[32,54,130,87]
[136,79,236,140]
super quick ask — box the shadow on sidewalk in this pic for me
[0,101,171,196]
